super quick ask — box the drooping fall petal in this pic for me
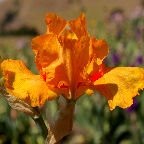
[1,60,58,107]
[45,13,67,36]
[93,67,144,110]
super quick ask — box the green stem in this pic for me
[32,114,48,139]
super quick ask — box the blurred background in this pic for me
[0,0,144,143]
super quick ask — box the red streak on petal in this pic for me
[43,74,46,82]
[90,55,93,62]
[100,62,105,70]
[77,82,87,88]
[91,71,103,82]
[58,81,69,89]
[59,83,69,88]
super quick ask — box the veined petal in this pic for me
[74,36,91,80]
[84,37,108,81]
[91,37,109,65]
[68,13,88,39]
[45,13,67,36]
[31,34,60,57]
[93,67,144,110]
[1,60,58,107]
[31,34,66,83]
[58,35,91,98]
[62,29,78,40]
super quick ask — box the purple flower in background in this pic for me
[15,40,27,50]
[130,6,144,20]
[109,9,124,25]
[136,28,141,40]
[117,29,123,39]
[103,57,108,65]
[129,63,136,67]
[126,98,138,113]
[136,56,143,65]
[112,53,119,65]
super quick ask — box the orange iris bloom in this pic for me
[1,13,144,110]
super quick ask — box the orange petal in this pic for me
[91,37,109,65]
[1,60,58,107]
[31,34,65,82]
[93,67,144,110]
[45,13,67,36]
[62,29,78,40]
[31,34,60,56]
[68,13,88,39]
[74,36,91,81]
[32,34,71,96]
[58,35,91,98]
[84,38,108,80]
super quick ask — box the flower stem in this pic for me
[46,96,75,144]
[32,111,48,139]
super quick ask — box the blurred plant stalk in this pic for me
[46,96,75,144]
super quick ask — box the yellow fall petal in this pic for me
[94,67,144,110]
[1,60,58,107]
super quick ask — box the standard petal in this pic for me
[91,37,109,65]
[62,29,78,40]
[31,34,60,57]
[45,13,67,36]
[58,36,92,98]
[68,13,88,39]
[1,60,58,107]
[31,34,65,83]
[83,37,108,81]
[93,67,144,110]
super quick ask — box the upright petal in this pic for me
[84,38,109,80]
[68,13,88,39]
[62,29,78,40]
[91,37,109,65]
[1,60,58,107]
[31,34,60,57]
[31,34,66,84]
[45,13,67,36]
[74,36,91,80]
[93,67,144,110]
[59,35,91,98]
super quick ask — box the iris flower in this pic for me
[1,13,144,110]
